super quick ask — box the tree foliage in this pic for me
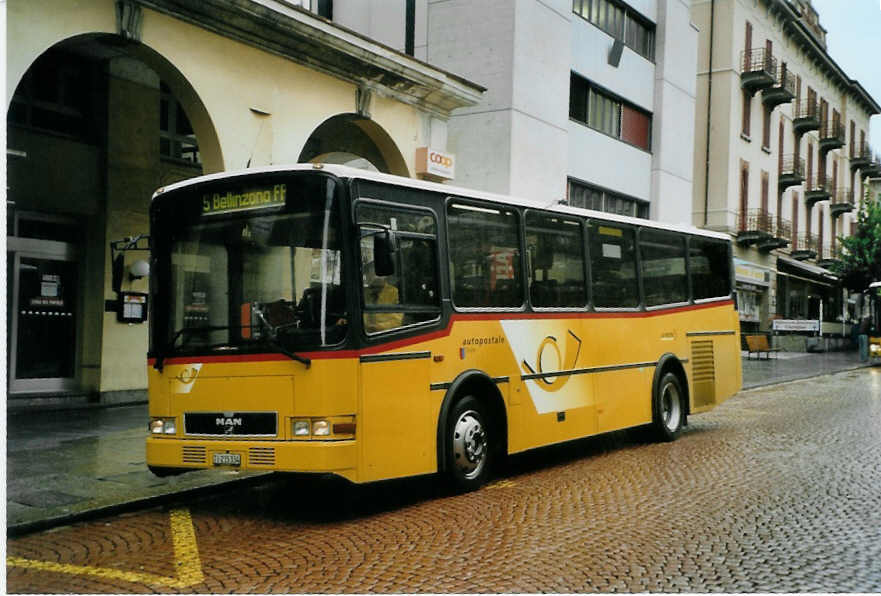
[833,181,881,292]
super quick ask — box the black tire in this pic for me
[445,395,493,492]
[651,372,685,442]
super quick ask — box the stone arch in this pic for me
[298,114,409,177]
[8,32,223,174]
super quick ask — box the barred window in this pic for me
[568,179,649,219]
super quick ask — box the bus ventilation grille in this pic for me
[182,445,207,464]
[249,447,276,467]
[691,340,716,408]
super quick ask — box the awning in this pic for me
[777,255,839,283]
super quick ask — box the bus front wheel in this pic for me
[651,372,685,442]
[446,396,492,492]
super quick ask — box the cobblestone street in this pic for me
[7,367,881,593]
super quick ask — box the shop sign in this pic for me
[772,319,820,332]
[735,259,769,286]
[415,147,455,180]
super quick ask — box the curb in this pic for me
[7,472,275,537]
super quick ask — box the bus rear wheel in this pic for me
[446,395,492,492]
[651,372,685,442]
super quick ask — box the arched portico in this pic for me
[299,114,409,176]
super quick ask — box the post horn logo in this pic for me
[521,330,582,392]
[173,364,202,394]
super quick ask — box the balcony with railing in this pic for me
[762,67,796,108]
[818,120,845,153]
[778,154,805,190]
[740,48,777,95]
[804,176,832,207]
[736,208,774,245]
[829,188,854,217]
[850,144,874,171]
[865,153,881,177]
[792,98,819,136]
[757,215,791,251]
[791,232,818,260]
[817,245,841,268]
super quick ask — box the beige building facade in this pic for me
[690,0,880,343]
[6,0,482,405]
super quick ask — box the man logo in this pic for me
[521,330,582,392]
[215,416,243,435]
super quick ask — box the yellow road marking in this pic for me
[485,479,517,490]
[7,508,204,589]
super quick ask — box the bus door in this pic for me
[355,200,442,481]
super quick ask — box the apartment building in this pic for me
[691,0,880,339]
[6,0,482,405]
[413,0,698,224]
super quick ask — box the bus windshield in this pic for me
[154,175,346,360]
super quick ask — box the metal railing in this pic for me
[792,232,817,253]
[805,176,832,193]
[775,68,797,95]
[830,187,852,205]
[741,47,777,77]
[793,98,818,120]
[819,120,845,144]
[779,154,805,177]
[774,216,791,240]
[818,245,840,261]
[738,208,774,235]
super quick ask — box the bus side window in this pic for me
[589,223,639,308]
[525,212,586,308]
[639,229,687,307]
[356,201,441,334]
[447,202,523,309]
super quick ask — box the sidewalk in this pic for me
[741,348,870,389]
[6,350,873,535]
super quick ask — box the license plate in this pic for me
[213,453,241,466]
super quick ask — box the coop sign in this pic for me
[202,184,287,215]
[415,147,455,181]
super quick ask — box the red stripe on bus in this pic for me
[147,299,734,366]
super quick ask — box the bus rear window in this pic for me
[689,237,732,300]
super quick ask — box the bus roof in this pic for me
[153,163,731,242]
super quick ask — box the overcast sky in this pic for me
[810,0,881,148]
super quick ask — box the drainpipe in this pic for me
[703,0,715,227]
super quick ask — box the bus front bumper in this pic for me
[146,437,358,481]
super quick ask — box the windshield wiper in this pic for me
[247,337,311,368]
[155,325,237,372]
[154,325,312,372]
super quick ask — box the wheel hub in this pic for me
[452,410,487,479]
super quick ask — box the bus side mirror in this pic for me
[112,253,125,293]
[374,230,398,277]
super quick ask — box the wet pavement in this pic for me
[6,366,881,592]
[4,349,872,536]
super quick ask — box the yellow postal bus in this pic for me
[146,164,741,491]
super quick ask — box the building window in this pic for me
[741,90,751,138]
[8,49,98,142]
[160,82,200,165]
[568,178,649,219]
[569,73,651,151]
[572,0,655,61]
[762,106,771,149]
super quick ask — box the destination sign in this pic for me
[201,184,287,215]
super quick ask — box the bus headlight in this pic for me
[292,420,310,437]
[149,418,177,435]
[312,420,330,436]
[871,343,880,353]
